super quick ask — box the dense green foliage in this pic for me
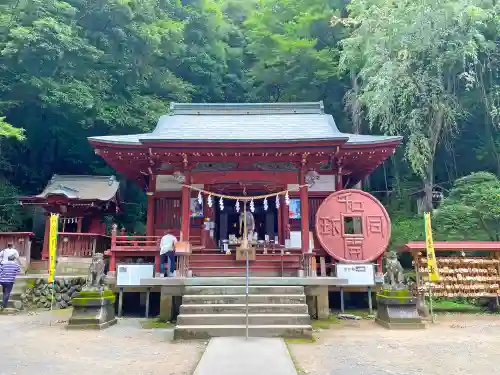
[434,172,500,240]
[0,0,499,240]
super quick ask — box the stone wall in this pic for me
[21,278,87,309]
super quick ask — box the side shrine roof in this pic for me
[32,175,120,201]
[88,102,402,145]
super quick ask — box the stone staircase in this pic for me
[174,285,312,339]
[0,278,27,310]
[189,249,303,277]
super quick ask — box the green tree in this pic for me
[0,116,24,140]
[434,172,500,241]
[339,0,500,211]
[244,0,346,118]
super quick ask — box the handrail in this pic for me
[58,232,109,238]
[0,232,34,236]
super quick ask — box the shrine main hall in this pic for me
[89,102,401,276]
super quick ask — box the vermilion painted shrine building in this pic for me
[89,102,402,276]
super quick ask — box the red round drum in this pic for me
[315,189,391,263]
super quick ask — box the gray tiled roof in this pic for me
[88,102,402,145]
[36,175,120,201]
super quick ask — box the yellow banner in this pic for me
[48,214,59,283]
[424,212,441,282]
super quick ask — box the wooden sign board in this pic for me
[236,246,256,261]
[175,241,191,254]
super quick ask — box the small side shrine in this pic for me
[19,175,121,263]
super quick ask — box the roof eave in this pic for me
[137,137,350,143]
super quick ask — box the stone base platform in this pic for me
[375,289,425,330]
[67,289,117,330]
[138,276,348,287]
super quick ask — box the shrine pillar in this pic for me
[181,172,191,241]
[336,167,343,191]
[146,174,156,237]
[299,167,309,253]
[279,195,289,246]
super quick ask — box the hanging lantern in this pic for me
[276,195,280,209]
[235,200,240,213]
[207,195,213,208]
[250,199,255,213]
[263,197,268,211]
[219,197,224,211]
[197,191,203,205]
[285,191,290,205]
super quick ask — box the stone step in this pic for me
[177,313,311,326]
[180,303,309,315]
[191,268,298,277]
[192,267,297,277]
[0,295,23,309]
[0,293,22,301]
[182,294,306,305]
[174,324,312,339]
[184,285,304,296]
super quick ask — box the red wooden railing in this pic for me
[57,233,110,257]
[0,232,33,269]
[108,225,161,273]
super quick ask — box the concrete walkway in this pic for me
[193,337,298,375]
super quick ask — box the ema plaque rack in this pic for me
[417,257,500,297]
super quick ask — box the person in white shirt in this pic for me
[160,233,177,277]
[0,243,19,264]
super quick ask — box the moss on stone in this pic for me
[72,295,115,304]
[77,290,114,299]
[285,337,316,344]
[140,318,174,329]
[378,288,411,297]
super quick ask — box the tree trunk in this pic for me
[422,106,445,213]
[422,161,434,213]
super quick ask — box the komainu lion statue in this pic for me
[384,251,405,289]
[86,253,106,290]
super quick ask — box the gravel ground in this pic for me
[288,315,500,375]
[0,309,206,375]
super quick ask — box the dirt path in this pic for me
[288,315,500,375]
[0,310,206,375]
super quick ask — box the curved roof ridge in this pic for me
[169,101,325,115]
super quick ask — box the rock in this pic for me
[62,294,71,302]
[55,293,62,302]
[12,300,23,310]
[337,313,362,320]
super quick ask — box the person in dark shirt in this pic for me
[0,254,21,309]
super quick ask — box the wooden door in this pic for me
[154,198,181,237]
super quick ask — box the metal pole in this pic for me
[340,286,345,313]
[49,281,55,326]
[429,282,435,323]
[246,246,249,340]
[118,288,124,317]
[244,202,249,340]
[368,286,373,315]
[145,288,150,318]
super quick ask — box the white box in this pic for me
[117,264,155,287]
[336,263,375,286]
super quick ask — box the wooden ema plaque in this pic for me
[236,246,256,261]
[175,241,191,254]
